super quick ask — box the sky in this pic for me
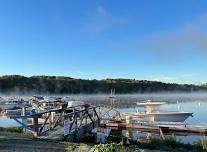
[0,0,207,84]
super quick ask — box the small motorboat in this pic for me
[0,102,18,110]
[67,101,85,108]
[123,99,193,122]
[61,97,86,108]
[125,111,193,122]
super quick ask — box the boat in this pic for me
[126,111,193,122]
[61,96,86,108]
[0,97,30,111]
[38,97,62,108]
[0,102,18,110]
[67,101,85,108]
[122,100,193,122]
[5,109,32,116]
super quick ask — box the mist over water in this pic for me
[1,93,207,123]
[53,92,207,108]
[1,92,207,107]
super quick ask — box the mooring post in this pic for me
[85,111,87,132]
[49,111,52,130]
[159,128,165,140]
[33,114,39,136]
[84,104,89,125]
[21,106,26,116]
[74,114,78,142]
[99,106,101,116]
[21,106,27,132]
[92,108,95,119]
[61,104,67,124]
[93,107,100,121]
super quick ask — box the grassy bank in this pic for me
[0,126,23,133]
[63,135,207,152]
[85,132,207,152]
[86,138,207,152]
[1,129,207,151]
[139,137,207,152]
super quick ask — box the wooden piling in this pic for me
[33,114,39,136]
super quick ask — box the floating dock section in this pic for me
[100,121,207,135]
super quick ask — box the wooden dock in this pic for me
[7,104,207,141]
[100,121,207,135]
[8,105,100,142]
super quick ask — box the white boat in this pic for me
[0,102,18,110]
[123,100,193,122]
[62,97,86,108]
[149,112,193,122]
[125,111,193,122]
[67,101,85,108]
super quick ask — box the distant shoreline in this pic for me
[0,75,207,94]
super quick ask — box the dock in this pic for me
[100,121,207,135]
[5,103,207,141]
[8,104,100,141]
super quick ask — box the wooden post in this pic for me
[159,128,165,140]
[85,112,87,133]
[21,106,27,132]
[86,110,94,128]
[73,107,75,113]
[99,106,101,116]
[92,108,95,120]
[74,114,78,141]
[84,116,87,133]
[75,114,78,130]
[33,114,39,136]
[93,107,100,121]
[49,112,52,130]
[21,107,26,116]
[64,115,70,137]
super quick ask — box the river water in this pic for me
[1,93,207,143]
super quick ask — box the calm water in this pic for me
[0,116,21,127]
[1,93,207,143]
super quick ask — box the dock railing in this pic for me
[9,104,100,138]
[63,106,100,141]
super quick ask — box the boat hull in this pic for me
[0,104,18,110]
[123,112,193,122]
[149,112,193,122]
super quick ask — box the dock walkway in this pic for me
[101,121,207,135]
[8,105,100,142]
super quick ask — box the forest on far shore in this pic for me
[0,75,207,94]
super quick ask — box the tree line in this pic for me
[0,75,206,94]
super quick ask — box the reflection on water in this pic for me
[0,116,21,127]
[123,130,156,142]
[94,128,206,144]
[121,129,206,144]
[92,128,111,143]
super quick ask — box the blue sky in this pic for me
[0,0,207,84]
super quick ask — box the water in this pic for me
[0,116,21,127]
[1,93,207,143]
